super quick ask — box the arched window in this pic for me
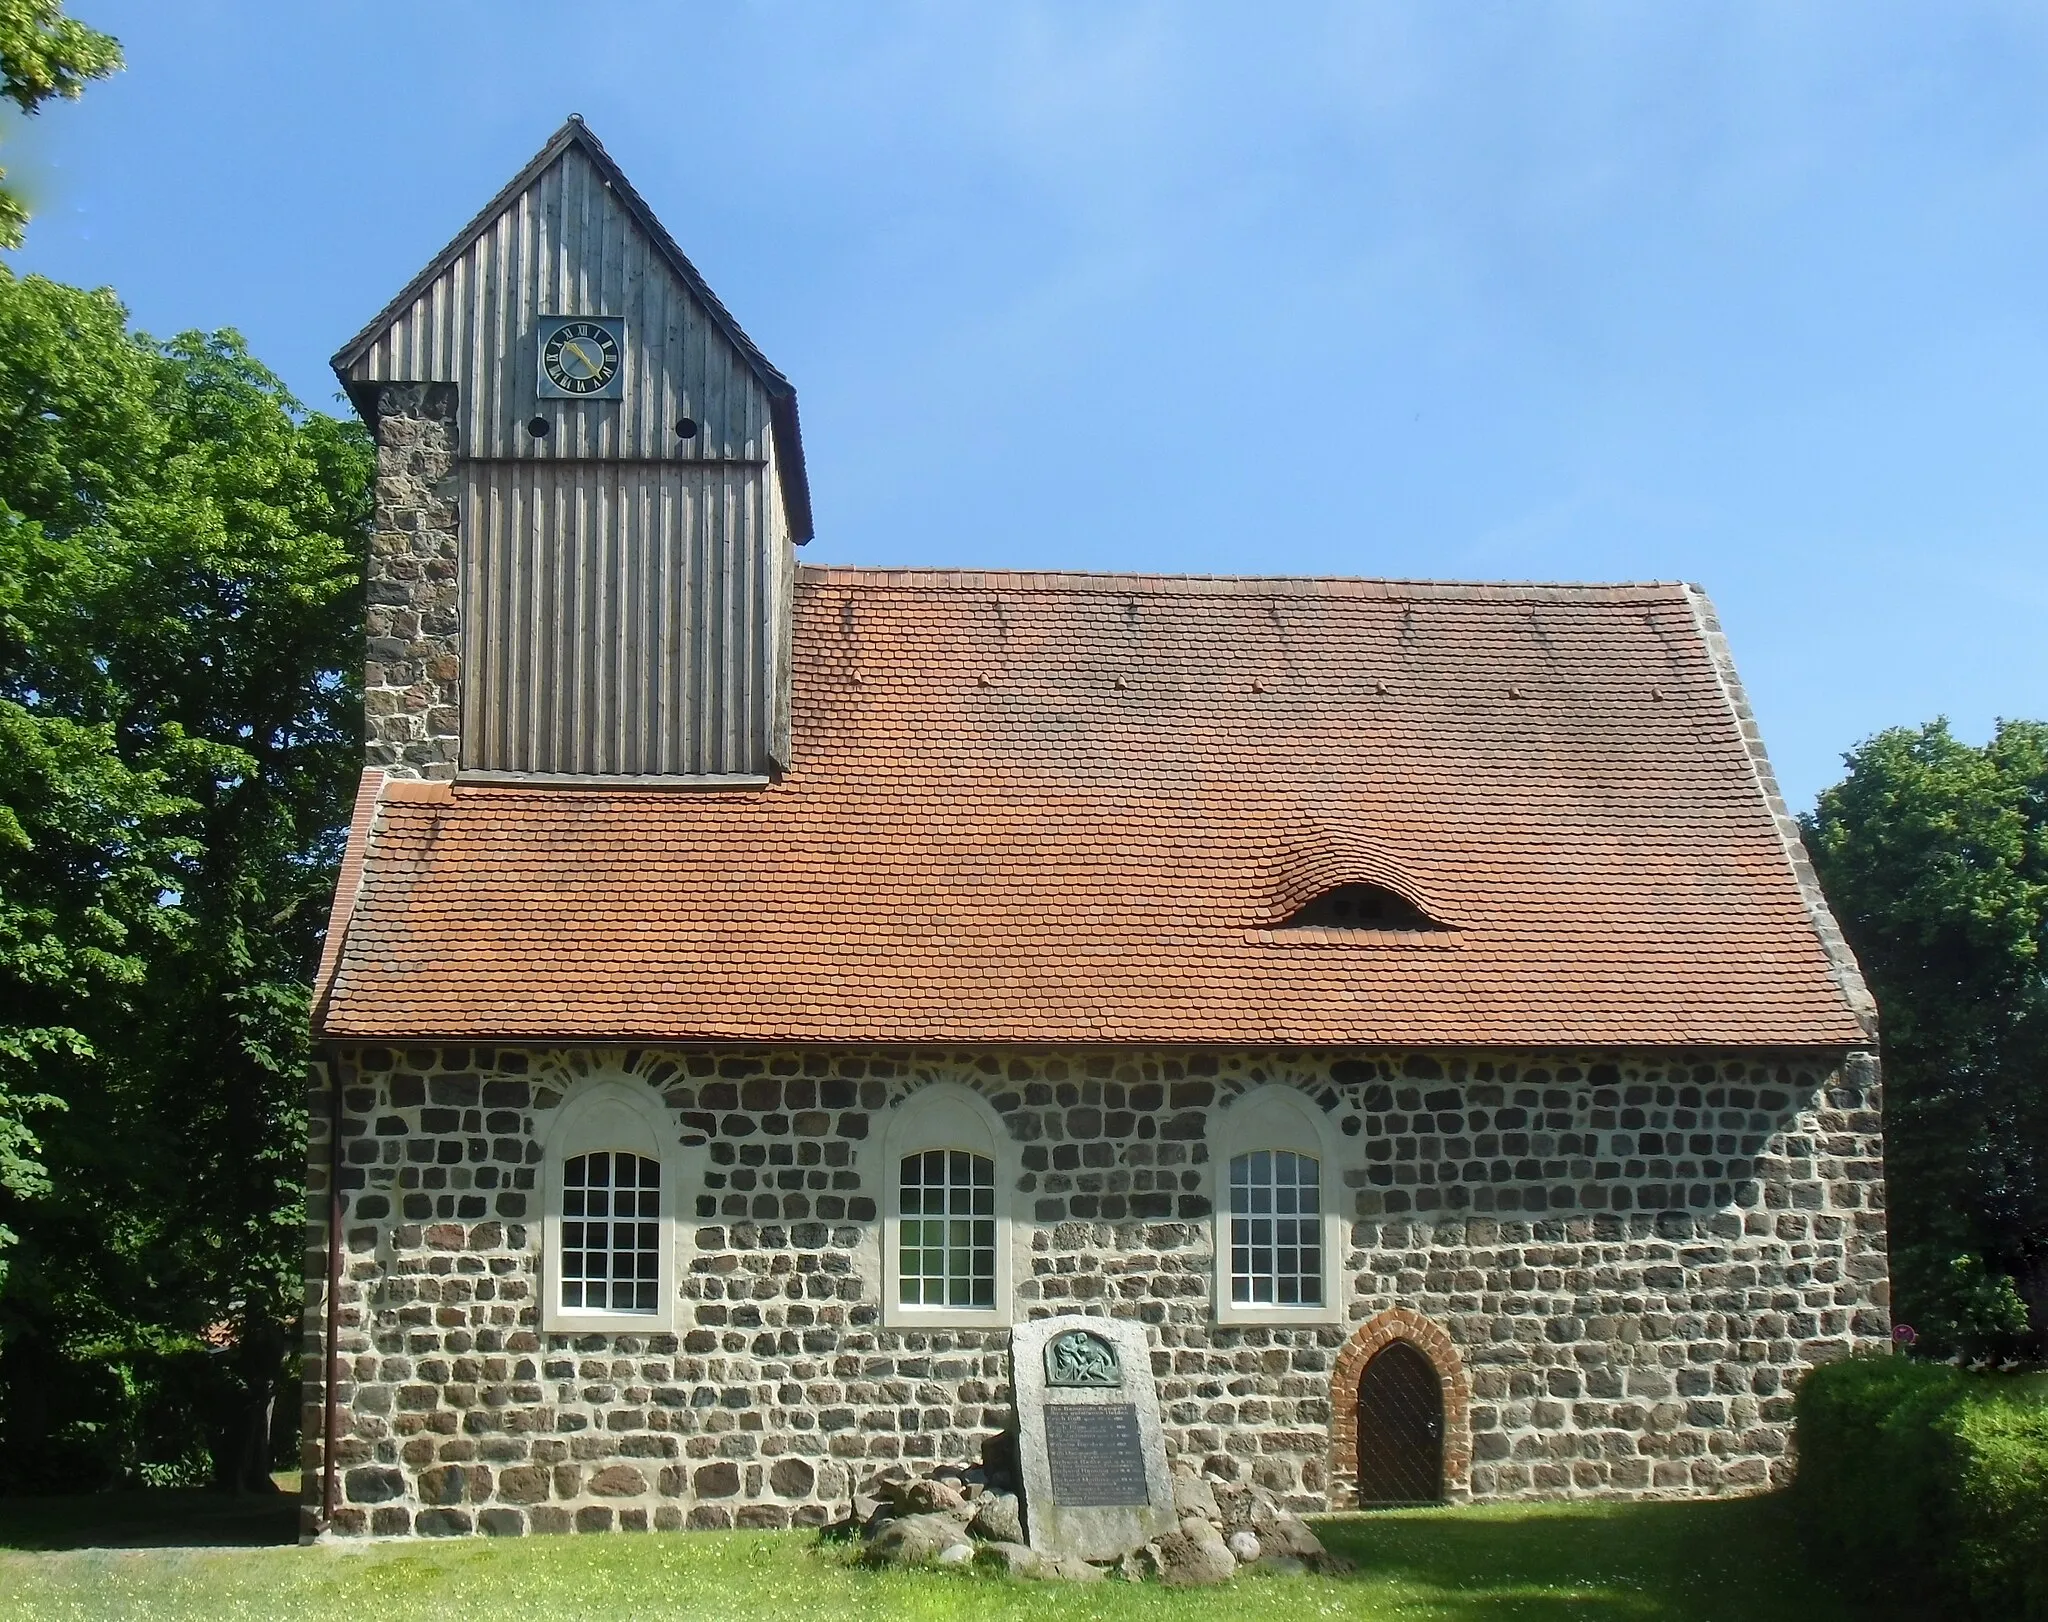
[898,1149,995,1309]
[560,1151,661,1314]
[1210,1085,1344,1326]
[876,1082,1015,1329]
[541,1079,679,1333]
[1228,1148,1322,1307]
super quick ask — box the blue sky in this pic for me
[10,2,2047,809]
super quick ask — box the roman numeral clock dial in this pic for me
[537,317,623,397]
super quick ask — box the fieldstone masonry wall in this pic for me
[299,1043,1887,1539]
[365,382,461,780]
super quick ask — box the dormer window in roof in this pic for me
[1278,882,1449,933]
[1263,827,1458,938]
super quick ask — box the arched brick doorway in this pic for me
[1328,1308,1472,1507]
[1356,1340,1442,1503]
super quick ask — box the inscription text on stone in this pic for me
[1043,1403,1150,1507]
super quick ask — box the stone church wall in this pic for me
[299,1044,1887,1539]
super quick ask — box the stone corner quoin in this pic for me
[362,383,462,784]
[298,1041,1888,1539]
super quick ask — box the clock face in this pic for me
[539,319,622,396]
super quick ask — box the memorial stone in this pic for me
[1011,1315,1176,1563]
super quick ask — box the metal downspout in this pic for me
[319,1053,344,1529]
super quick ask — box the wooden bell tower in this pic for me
[332,117,811,782]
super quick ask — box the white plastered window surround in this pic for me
[870,1080,1021,1330]
[538,1075,685,1334]
[1210,1083,1346,1327]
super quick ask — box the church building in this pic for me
[300,119,1888,1540]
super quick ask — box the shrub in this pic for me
[1797,1356,2048,1620]
[0,1329,297,1495]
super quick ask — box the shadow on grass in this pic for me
[1310,1492,1910,1622]
[0,1487,298,1551]
[0,1483,1921,1622]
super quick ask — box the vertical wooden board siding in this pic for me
[347,146,769,462]
[462,463,780,776]
[764,431,794,768]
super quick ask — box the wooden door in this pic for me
[1355,1340,1444,1505]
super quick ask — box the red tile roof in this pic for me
[316,568,1873,1048]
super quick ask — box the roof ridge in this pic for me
[794,564,1692,602]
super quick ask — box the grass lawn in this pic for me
[0,1491,1904,1622]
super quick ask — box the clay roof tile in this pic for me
[317,568,1872,1048]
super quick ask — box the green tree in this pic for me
[0,271,186,1304]
[0,2,122,246]
[0,266,371,1489]
[1805,719,2048,1359]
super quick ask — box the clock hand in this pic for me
[563,340,601,376]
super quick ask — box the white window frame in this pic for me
[871,1081,1018,1330]
[1210,1084,1345,1326]
[538,1076,681,1334]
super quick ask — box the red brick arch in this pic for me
[1328,1308,1473,1506]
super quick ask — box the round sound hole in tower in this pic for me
[1355,1340,1445,1506]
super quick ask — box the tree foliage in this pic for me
[1805,719,2048,1359]
[0,2,121,247]
[0,266,371,1489]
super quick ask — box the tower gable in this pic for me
[334,118,810,535]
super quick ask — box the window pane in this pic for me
[560,1151,660,1315]
[898,1148,997,1309]
[1228,1148,1321,1308]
